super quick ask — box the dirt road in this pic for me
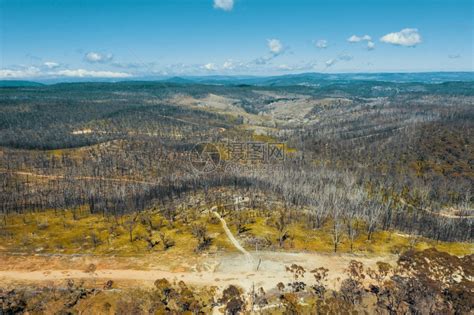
[0,204,395,292]
[0,251,395,292]
[212,207,253,261]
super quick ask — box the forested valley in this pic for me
[0,79,472,314]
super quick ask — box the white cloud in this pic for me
[213,0,233,11]
[267,39,284,55]
[347,35,360,43]
[222,60,235,70]
[277,62,317,71]
[160,60,251,74]
[0,67,41,78]
[448,54,461,59]
[325,59,336,67]
[0,66,131,79]
[277,64,293,71]
[202,63,218,71]
[380,28,421,47]
[43,61,60,69]
[315,39,328,49]
[112,61,155,69]
[55,69,131,78]
[347,34,371,43]
[249,39,287,66]
[367,41,375,50]
[324,52,353,68]
[85,51,114,63]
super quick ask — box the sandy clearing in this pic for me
[169,94,245,114]
[0,251,395,292]
[0,205,394,291]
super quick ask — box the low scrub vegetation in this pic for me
[1,249,471,314]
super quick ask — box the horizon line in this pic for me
[1,70,473,84]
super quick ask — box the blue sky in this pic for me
[1,0,472,79]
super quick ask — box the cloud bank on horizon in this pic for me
[0,0,471,79]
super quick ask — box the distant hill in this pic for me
[169,72,474,86]
[4,72,473,87]
[161,77,196,84]
[0,80,44,87]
